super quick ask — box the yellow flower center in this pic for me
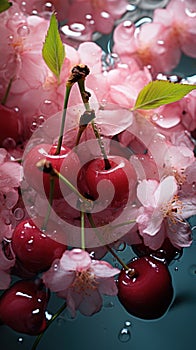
[162,195,183,224]
[72,269,97,294]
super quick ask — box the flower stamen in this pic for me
[162,195,184,224]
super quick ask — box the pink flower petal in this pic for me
[137,179,159,207]
[91,260,120,278]
[154,176,177,207]
[60,249,91,272]
[98,277,118,295]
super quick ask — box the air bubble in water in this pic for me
[14,208,25,220]
[17,337,23,343]
[118,327,131,343]
[17,25,30,37]
[124,320,132,327]
[2,137,16,150]
[189,265,196,276]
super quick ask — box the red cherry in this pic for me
[0,104,22,146]
[23,143,80,199]
[117,256,174,320]
[78,155,137,209]
[11,218,67,273]
[131,238,182,265]
[0,279,49,335]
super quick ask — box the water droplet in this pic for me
[116,242,126,252]
[189,264,196,276]
[53,263,59,271]
[40,99,57,115]
[17,25,30,37]
[57,317,66,326]
[2,137,16,150]
[124,320,132,327]
[104,301,114,308]
[40,2,55,19]
[36,115,45,127]
[17,337,23,343]
[30,120,38,132]
[174,266,178,272]
[45,310,53,320]
[26,238,34,252]
[118,327,131,343]
[14,208,25,221]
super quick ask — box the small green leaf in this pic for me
[42,13,65,80]
[133,80,196,110]
[0,0,12,13]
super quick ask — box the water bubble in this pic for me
[174,266,179,272]
[17,337,23,343]
[118,327,131,343]
[116,242,126,252]
[189,265,196,276]
[30,120,38,132]
[124,320,132,327]
[2,137,16,150]
[40,99,57,115]
[26,238,34,252]
[36,115,45,127]
[42,2,55,13]
[104,301,114,308]
[17,25,30,37]
[14,208,25,221]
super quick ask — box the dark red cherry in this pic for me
[78,155,137,209]
[117,256,174,320]
[0,279,49,335]
[131,238,182,264]
[11,218,67,273]
[23,143,80,199]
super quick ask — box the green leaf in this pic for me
[133,80,196,110]
[0,0,12,13]
[42,13,65,80]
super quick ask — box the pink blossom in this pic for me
[153,0,196,58]
[113,21,181,76]
[136,176,177,245]
[42,248,119,317]
[0,148,22,241]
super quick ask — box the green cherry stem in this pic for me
[81,209,85,250]
[41,176,55,231]
[31,301,67,350]
[36,159,93,210]
[1,77,14,105]
[86,213,135,276]
[77,73,111,170]
[55,83,72,155]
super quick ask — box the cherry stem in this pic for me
[1,77,14,105]
[76,75,111,170]
[80,209,85,250]
[111,219,136,229]
[31,301,67,350]
[41,176,55,231]
[86,213,135,276]
[55,84,72,155]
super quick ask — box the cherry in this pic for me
[23,143,80,199]
[131,238,182,265]
[78,155,137,211]
[0,279,49,335]
[0,104,22,146]
[11,218,67,273]
[117,256,174,320]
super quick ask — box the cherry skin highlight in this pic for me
[117,256,174,320]
[11,218,67,273]
[0,279,49,335]
[78,155,137,209]
[23,143,80,199]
